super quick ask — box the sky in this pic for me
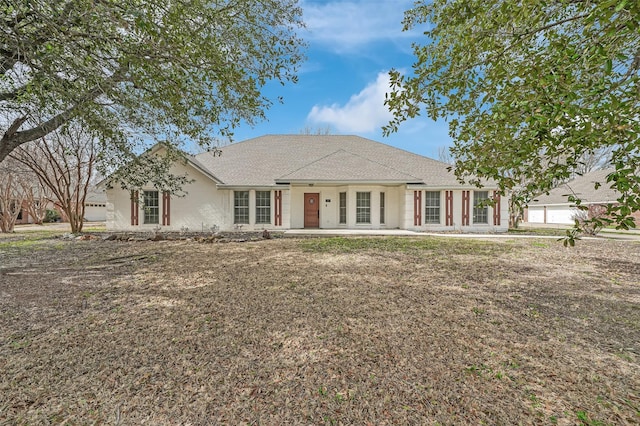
[230,0,452,159]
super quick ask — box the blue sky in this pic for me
[230,0,452,159]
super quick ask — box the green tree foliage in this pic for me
[0,0,305,179]
[385,0,640,236]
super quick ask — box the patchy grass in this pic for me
[0,230,69,253]
[509,227,567,237]
[0,236,638,424]
[301,235,510,256]
[0,229,66,242]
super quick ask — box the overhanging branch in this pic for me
[0,69,126,162]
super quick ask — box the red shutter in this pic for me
[413,191,422,226]
[461,190,470,226]
[162,191,171,226]
[445,190,454,226]
[130,190,139,226]
[274,190,282,226]
[493,191,501,226]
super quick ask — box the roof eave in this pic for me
[275,179,424,185]
[216,184,287,190]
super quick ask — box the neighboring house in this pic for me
[525,168,639,225]
[106,135,509,232]
[14,200,31,225]
[7,187,106,225]
[83,188,107,222]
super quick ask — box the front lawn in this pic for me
[1,236,638,424]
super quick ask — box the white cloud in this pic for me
[301,0,418,53]
[307,72,393,133]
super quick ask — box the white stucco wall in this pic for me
[106,157,509,233]
[107,159,229,232]
[223,188,290,231]
[106,156,294,232]
[289,185,404,229]
[404,189,509,232]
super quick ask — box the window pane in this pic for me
[380,192,385,224]
[256,191,271,224]
[425,191,440,224]
[473,191,489,224]
[234,191,249,224]
[339,192,346,224]
[144,190,159,224]
[356,192,371,224]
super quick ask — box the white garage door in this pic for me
[546,206,575,224]
[527,207,545,223]
[84,204,106,221]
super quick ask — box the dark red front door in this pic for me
[304,193,320,228]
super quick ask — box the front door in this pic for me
[304,193,320,228]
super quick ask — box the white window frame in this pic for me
[143,190,159,224]
[234,191,249,224]
[425,191,441,224]
[255,191,271,224]
[339,192,347,224]
[473,191,489,224]
[356,192,371,224]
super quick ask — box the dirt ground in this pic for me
[0,233,638,425]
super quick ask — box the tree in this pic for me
[437,146,453,165]
[508,148,614,229]
[1,0,305,186]
[385,0,640,237]
[0,158,25,232]
[299,125,334,135]
[0,155,51,230]
[10,124,97,233]
[20,177,49,225]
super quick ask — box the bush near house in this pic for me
[43,209,61,223]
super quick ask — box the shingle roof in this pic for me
[194,135,469,187]
[276,149,422,183]
[529,168,619,205]
[85,187,106,203]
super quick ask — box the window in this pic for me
[473,191,489,224]
[379,192,385,224]
[356,192,371,224]
[255,191,271,224]
[425,191,441,224]
[143,190,159,224]
[339,192,347,224]
[234,191,249,224]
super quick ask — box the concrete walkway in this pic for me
[519,222,640,241]
[9,222,639,241]
[284,229,422,237]
[284,228,593,240]
[285,226,640,241]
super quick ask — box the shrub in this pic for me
[572,206,607,236]
[44,209,61,223]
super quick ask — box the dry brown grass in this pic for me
[0,235,638,425]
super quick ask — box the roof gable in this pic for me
[529,168,618,205]
[195,135,464,187]
[276,149,423,183]
[97,143,222,189]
